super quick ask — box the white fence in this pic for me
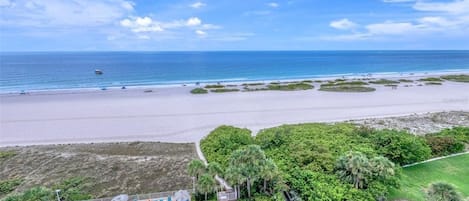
[81,190,192,201]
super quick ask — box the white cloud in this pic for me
[0,0,135,27]
[120,17,163,33]
[186,17,202,26]
[330,18,357,30]
[413,0,469,14]
[195,30,207,37]
[190,2,206,9]
[323,0,469,41]
[267,2,279,8]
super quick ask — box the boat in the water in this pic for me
[95,69,103,75]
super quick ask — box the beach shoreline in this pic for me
[1,74,468,146]
[1,69,468,96]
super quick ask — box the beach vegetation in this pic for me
[243,87,270,92]
[369,79,400,85]
[3,177,92,201]
[3,187,53,201]
[319,85,376,92]
[368,129,431,165]
[441,74,469,83]
[197,174,216,201]
[0,178,23,196]
[425,81,443,85]
[389,153,469,201]
[266,82,313,91]
[200,125,253,168]
[301,80,313,83]
[201,124,419,201]
[0,151,16,161]
[241,83,264,86]
[191,88,208,94]
[384,84,398,87]
[398,79,414,83]
[426,182,463,201]
[418,77,444,82]
[204,84,225,89]
[425,136,464,157]
[210,88,240,93]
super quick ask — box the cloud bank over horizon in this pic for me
[1,0,468,51]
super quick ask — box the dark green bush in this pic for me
[210,88,240,93]
[435,127,469,143]
[370,130,431,165]
[266,83,313,91]
[190,88,208,94]
[425,136,465,157]
[200,126,253,168]
[204,84,225,89]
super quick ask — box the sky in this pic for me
[0,0,469,51]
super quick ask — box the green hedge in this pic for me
[200,126,253,168]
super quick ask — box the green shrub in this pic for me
[191,88,208,94]
[0,151,16,160]
[204,84,225,89]
[200,126,253,168]
[425,82,443,85]
[266,83,313,91]
[4,187,53,201]
[398,79,414,83]
[52,177,93,201]
[241,83,264,86]
[440,74,469,83]
[210,88,240,93]
[434,127,469,143]
[425,136,465,157]
[319,86,376,92]
[370,130,431,165]
[0,178,23,196]
[418,77,443,82]
[369,79,400,85]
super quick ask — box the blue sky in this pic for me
[1,0,468,51]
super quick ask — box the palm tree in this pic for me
[426,182,462,201]
[188,159,206,180]
[260,158,278,194]
[198,174,216,201]
[228,145,267,198]
[225,166,245,199]
[370,156,395,182]
[336,151,371,189]
[207,162,223,178]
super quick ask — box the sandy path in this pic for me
[1,83,468,146]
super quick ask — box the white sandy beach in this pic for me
[1,81,469,146]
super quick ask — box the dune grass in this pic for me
[441,74,469,83]
[267,82,313,91]
[389,153,469,201]
[190,88,208,94]
[369,79,400,85]
[425,82,443,85]
[319,86,376,92]
[418,77,444,82]
[210,88,240,93]
[204,84,225,89]
[398,79,414,83]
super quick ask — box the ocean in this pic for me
[1,51,469,92]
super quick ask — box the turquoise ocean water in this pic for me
[1,51,469,92]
